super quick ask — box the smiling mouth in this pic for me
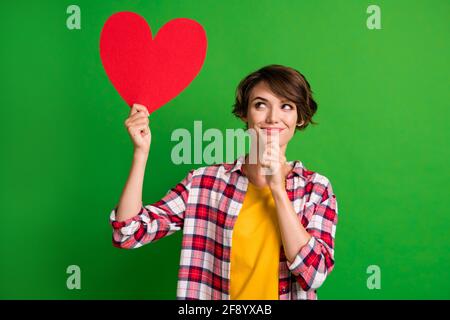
[261,127,285,133]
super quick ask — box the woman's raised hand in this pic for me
[124,103,151,155]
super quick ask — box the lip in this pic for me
[261,127,285,132]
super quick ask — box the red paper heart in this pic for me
[100,12,207,113]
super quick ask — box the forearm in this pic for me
[271,188,312,263]
[116,150,149,222]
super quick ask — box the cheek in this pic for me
[290,112,299,125]
[285,120,297,139]
[247,109,263,123]
[283,113,298,128]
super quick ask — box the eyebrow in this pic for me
[251,96,292,103]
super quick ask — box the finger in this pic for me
[255,126,267,145]
[129,119,149,129]
[265,140,279,150]
[266,129,280,144]
[139,125,149,136]
[130,124,149,137]
[260,158,270,168]
[132,103,147,113]
[127,117,149,130]
[264,153,281,164]
[256,127,268,158]
[253,126,266,160]
[262,156,280,167]
[128,112,150,123]
[263,152,280,161]
[261,147,279,160]
[270,143,281,157]
[130,103,139,116]
[125,112,150,127]
[266,129,273,144]
[265,142,279,157]
[265,131,280,146]
[131,103,149,116]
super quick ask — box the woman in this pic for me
[110,64,338,300]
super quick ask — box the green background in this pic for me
[1,0,449,299]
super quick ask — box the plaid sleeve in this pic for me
[109,169,194,249]
[286,181,338,291]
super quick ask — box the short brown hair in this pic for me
[232,64,318,131]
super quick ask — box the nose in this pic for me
[266,106,280,124]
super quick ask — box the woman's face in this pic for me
[242,81,303,148]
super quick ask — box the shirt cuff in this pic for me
[286,236,321,275]
[109,206,150,236]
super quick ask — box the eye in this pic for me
[281,104,294,110]
[255,102,266,108]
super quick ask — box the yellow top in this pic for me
[229,182,282,300]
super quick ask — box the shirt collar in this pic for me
[223,154,306,180]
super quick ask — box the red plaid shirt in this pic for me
[110,155,338,300]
